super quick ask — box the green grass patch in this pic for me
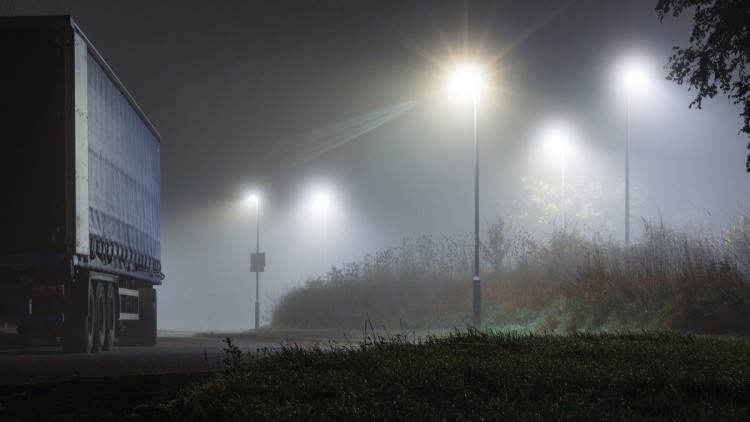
[163,330,750,420]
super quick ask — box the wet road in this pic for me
[0,334,280,386]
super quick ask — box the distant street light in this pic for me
[448,63,485,328]
[246,193,264,329]
[622,63,648,247]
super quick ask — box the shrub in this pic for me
[270,212,750,335]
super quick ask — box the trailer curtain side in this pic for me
[85,46,162,282]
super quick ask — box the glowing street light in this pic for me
[448,64,484,99]
[448,63,485,328]
[246,193,264,329]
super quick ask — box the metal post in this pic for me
[625,85,631,247]
[561,145,566,232]
[472,93,481,329]
[254,199,260,329]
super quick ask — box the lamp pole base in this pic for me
[472,276,481,328]
[254,301,260,329]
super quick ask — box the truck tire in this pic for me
[61,282,96,353]
[92,282,106,353]
[103,283,116,351]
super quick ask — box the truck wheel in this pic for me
[61,282,96,353]
[92,282,106,353]
[103,283,116,351]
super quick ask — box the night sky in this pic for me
[5,1,749,330]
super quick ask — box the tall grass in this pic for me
[271,211,750,334]
[271,234,473,330]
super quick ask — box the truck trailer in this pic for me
[0,16,163,353]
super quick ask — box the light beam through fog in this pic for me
[270,100,417,167]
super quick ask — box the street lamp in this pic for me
[623,64,647,247]
[246,193,263,329]
[448,63,484,328]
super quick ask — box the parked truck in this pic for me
[0,16,163,353]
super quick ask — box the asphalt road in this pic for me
[0,332,351,420]
[0,334,280,386]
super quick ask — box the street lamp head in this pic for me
[618,56,652,95]
[448,64,484,100]
[544,124,572,156]
[313,191,330,212]
[246,193,259,206]
[624,65,647,89]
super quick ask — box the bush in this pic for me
[165,331,750,420]
[270,212,750,335]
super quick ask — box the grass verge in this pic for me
[162,330,750,421]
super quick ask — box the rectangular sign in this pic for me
[251,252,265,272]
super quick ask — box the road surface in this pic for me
[0,333,280,386]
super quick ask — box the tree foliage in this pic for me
[655,0,750,171]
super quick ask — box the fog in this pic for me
[8,1,749,331]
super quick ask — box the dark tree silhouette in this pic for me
[655,0,750,172]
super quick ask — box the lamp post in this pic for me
[322,199,327,273]
[625,83,631,247]
[623,65,646,247]
[313,192,330,274]
[449,64,484,328]
[546,126,570,232]
[561,142,566,231]
[471,88,480,329]
[247,194,261,329]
